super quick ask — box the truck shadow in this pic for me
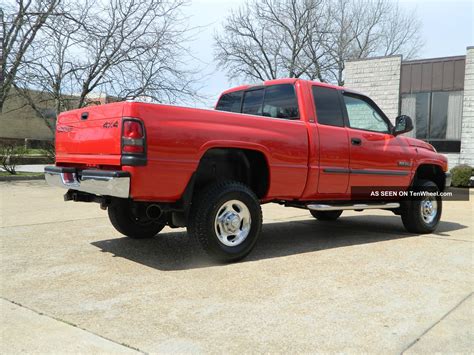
[91,215,467,271]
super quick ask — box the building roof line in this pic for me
[346,54,402,63]
[403,55,466,64]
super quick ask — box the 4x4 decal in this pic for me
[103,120,119,128]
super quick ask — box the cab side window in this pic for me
[343,94,389,133]
[215,91,243,113]
[312,86,344,127]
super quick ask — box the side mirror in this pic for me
[393,115,413,136]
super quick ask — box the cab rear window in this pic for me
[215,84,299,120]
[262,84,299,119]
[242,89,264,116]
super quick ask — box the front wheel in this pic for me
[108,200,165,239]
[188,181,262,262]
[401,180,442,233]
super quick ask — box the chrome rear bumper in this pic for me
[44,166,130,198]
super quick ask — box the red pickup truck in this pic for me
[45,78,450,262]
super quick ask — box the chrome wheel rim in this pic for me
[214,199,251,247]
[420,196,438,224]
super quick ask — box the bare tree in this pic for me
[4,0,203,133]
[214,0,328,82]
[11,0,88,127]
[379,1,423,58]
[67,0,200,107]
[0,0,61,112]
[215,0,423,85]
[323,0,423,84]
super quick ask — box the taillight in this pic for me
[122,119,145,154]
[62,172,75,184]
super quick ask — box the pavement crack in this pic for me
[0,296,147,354]
[0,216,107,229]
[400,292,474,354]
[420,236,472,243]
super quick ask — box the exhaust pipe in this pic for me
[146,204,162,220]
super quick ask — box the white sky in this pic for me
[185,0,474,107]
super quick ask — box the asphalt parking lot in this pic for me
[1,180,472,353]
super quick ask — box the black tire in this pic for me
[108,200,165,239]
[401,180,442,233]
[188,181,262,263]
[310,210,343,221]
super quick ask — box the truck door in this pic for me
[312,86,350,195]
[342,92,412,191]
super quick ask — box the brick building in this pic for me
[344,46,473,169]
[0,88,57,142]
[0,90,119,143]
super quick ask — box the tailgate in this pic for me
[55,103,125,164]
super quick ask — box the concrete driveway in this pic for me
[1,180,472,353]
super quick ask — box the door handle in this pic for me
[351,137,362,146]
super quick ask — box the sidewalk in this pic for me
[0,299,140,354]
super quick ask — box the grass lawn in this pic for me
[0,171,44,177]
[0,148,50,156]
[24,149,50,155]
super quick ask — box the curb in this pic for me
[0,174,45,182]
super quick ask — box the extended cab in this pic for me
[45,79,450,262]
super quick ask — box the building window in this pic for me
[400,91,463,141]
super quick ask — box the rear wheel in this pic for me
[188,181,262,262]
[401,180,442,233]
[310,210,343,221]
[108,200,165,239]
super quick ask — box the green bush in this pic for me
[450,164,473,187]
[0,145,27,175]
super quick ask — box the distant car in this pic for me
[45,78,450,262]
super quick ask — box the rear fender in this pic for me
[198,140,271,160]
